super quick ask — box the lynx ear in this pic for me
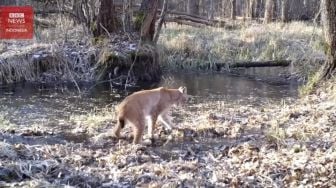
[178,86,187,94]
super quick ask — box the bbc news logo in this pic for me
[0,6,34,39]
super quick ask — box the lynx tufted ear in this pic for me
[178,86,187,94]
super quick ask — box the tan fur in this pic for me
[113,86,187,144]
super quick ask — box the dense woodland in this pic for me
[0,0,324,36]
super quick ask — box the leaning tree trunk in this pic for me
[230,0,236,20]
[264,0,275,23]
[140,0,159,42]
[93,0,118,37]
[320,0,336,79]
[281,0,289,22]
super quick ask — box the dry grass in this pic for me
[0,15,100,85]
[159,22,325,80]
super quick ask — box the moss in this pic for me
[92,36,106,45]
[133,13,145,31]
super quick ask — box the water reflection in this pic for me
[0,72,298,126]
[159,72,298,102]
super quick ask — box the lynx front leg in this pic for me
[158,112,174,132]
[113,118,125,138]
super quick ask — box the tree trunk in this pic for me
[230,0,236,20]
[72,0,88,25]
[187,0,199,16]
[246,0,251,18]
[209,0,214,20]
[288,0,305,20]
[250,0,256,18]
[264,0,275,23]
[256,0,263,18]
[93,0,118,37]
[140,0,159,42]
[281,0,289,22]
[320,0,336,78]
[122,0,133,32]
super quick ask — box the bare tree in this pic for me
[187,0,200,16]
[281,0,289,22]
[209,0,214,20]
[122,0,133,32]
[320,0,336,79]
[93,0,118,37]
[288,0,305,20]
[264,0,275,23]
[246,0,251,18]
[140,0,159,42]
[230,0,236,20]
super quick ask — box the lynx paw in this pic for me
[163,128,173,135]
[143,138,154,146]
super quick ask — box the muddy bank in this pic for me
[0,35,160,86]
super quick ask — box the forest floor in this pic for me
[0,78,335,187]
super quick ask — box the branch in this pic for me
[34,9,80,22]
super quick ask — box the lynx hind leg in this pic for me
[132,118,145,144]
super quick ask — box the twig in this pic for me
[87,75,127,91]
[99,23,112,39]
[64,56,81,94]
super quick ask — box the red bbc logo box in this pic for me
[0,6,34,39]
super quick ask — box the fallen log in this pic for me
[159,10,225,27]
[162,10,207,20]
[173,15,214,26]
[225,60,291,68]
[165,18,211,27]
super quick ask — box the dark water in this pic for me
[0,72,298,127]
[159,72,298,101]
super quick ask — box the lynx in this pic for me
[113,86,187,144]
